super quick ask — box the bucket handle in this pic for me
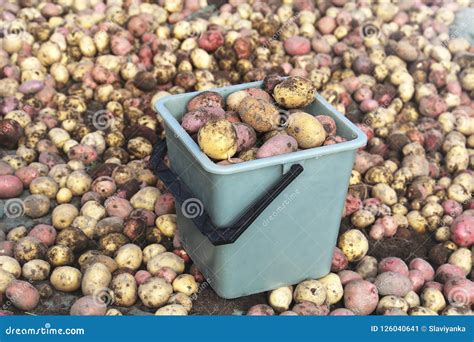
[151,140,304,246]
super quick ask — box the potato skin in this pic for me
[181,107,226,134]
[374,272,412,297]
[0,256,21,278]
[237,97,279,133]
[155,304,187,316]
[232,122,257,152]
[338,229,369,262]
[70,295,107,316]
[273,76,316,109]
[110,273,137,307]
[13,237,47,264]
[256,134,298,159]
[22,259,51,281]
[198,120,238,160]
[114,244,143,271]
[294,279,326,306]
[286,112,326,148]
[50,266,82,292]
[6,280,40,310]
[138,277,173,308]
[81,262,112,296]
[147,252,185,275]
[344,280,379,315]
[187,91,224,111]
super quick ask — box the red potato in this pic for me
[331,247,348,272]
[135,270,152,285]
[38,152,64,168]
[0,175,23,199]
[435,264,465,283]
[409,258,435,282]
[442,200,463,218]
[450,214,474,247]
[424,281,443,292]
[28,224,56,246]
[409,269,425,292]
[247,304,275,316]
[0,241,14,257]
[104,197,133,219]
[315,115,337,136]
[279,311,298,316]
[292,301,329,316]
[256,134,298,159]
[245,88,272,102]
[443,277,474,307]
[189,264,205,283]
[130,209,156,227]
[156,267,177,283]
[338,270,362,286]
[233,123,257,152]
[67,144,98,166]
[6,280,39,310]
[317,16,336,34]
[353,151,383,174]
[186,92,224,112]
[181,107,226,134]
[419,95,448,117]
[374,272,412,297]
[343,280,379,315]
[342,193,362,218]
[92,177,116,198]
[15,166,40,187]
[198,29,225,52]
[70,295,107,315]
[0,161,14,176]
[154,193,175,216]
[284,36,311,56]
[329,308,355,316]
[378,257,409,276]
[369,223,384,240]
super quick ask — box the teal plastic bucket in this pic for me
[154,81,367,299]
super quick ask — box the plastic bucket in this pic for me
[153,81,367,299]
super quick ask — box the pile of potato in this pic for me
[181,75,345,163]
[0,0,472,316]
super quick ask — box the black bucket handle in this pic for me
[151,140,304,246]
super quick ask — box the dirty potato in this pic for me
[273,76,316,109]
[198,120,238,160]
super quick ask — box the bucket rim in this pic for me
[155,81,368,175]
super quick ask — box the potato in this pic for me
[22,259,50,281]
[318,273,343,304]
[47,245,74,267]
[114,244,143,271]
[329,308,355,316]
[110,273,137,307]
[6,280,40,310]
[0,256,21,278]
[450,214,474,247]
[13,237,47,264]
[448,248,471,275]
[226,90,249,111]
[198,120,238,160]
[99,233,129,256]
[168,293,193,312]
[343,280,379,315]
[52,204,79,229]
[155,214,177,238]
[378,257,409,276]
[409,269,425,292]
[331,247,348,272]
[404,291,421,308]
[95,217,124,238]
[138,277,173,308]
[350,209,376,229]
[409,258,435,281]
[435,264,465,283]
[80,255,118,274]
[372,183,397,205]
[421,287,446,312]
[273,76,316,109]
[155,304,188,316]
[29,176,59,199]
[376,295,409,314]
[181,107,226,134]
[66,170,92,196]
[105,197,133,219]
[148,252,185,275]
[409,306,438,316]
[187,91,224,112]
[72,216,97,239]
[7,226,27,242]
[355,256,378,279]
[172,274,198,296]
[81,262,112,296]
[256,134,298,159]
[374,272,412,297]
[143,244,166,264]
[286,112,326,148]
[247,304,276,316]
[294,279,326,306]
[70,295,107,316]
[0,269,14,293]
[232,122,257,152]
[130,186,161,211]
[28,224,56,248]
[0,175,24,198]
[238,97,279,133]
[56,227,89,253]
[268,286,293,312]
[339,270,364,285]
[50,266,82,292]
[442,306,473,316]
[337,229,369,262]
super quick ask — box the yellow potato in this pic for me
[286,112,326,148]
[147,252,185,275]
[198,120,238,160]
[268,286,293,312]
[237,97,279,133]
[0,269,14,293]
[52,204,79,230]
[22,259,51,281]
[114,244,143,271]
[138,277,173,308]
[155,304,188,315]
[338,229,369,262]
[50,266,82,292]
[156,214,177,238]
[318,273,343,305]
[130,187,161,211]
[293,279,326,305]
[172,274,198,296]
[143,244,166,264]
[81,262,112,296]
[110,273,137,307]
[273,76,316,109]
[0,256,21,278]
